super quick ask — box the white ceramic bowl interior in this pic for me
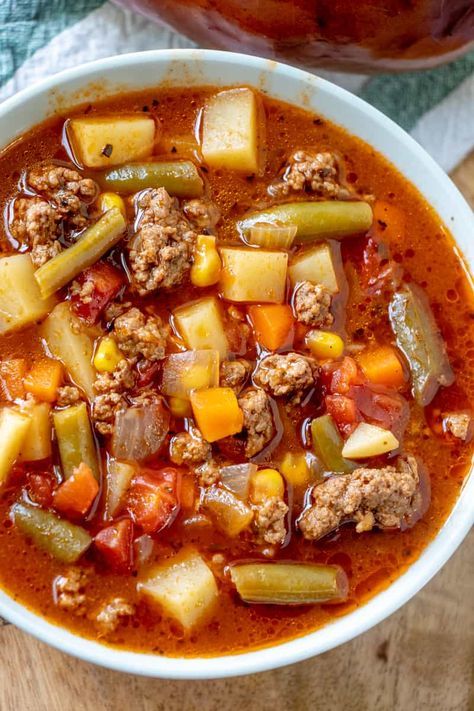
[0,49,472,679]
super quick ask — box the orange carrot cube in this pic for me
[24,358,63,402]
[190,387,244,442]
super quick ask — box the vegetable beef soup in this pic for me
[0,87,472,657]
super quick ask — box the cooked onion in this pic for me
[248,221,297,249]
[220,463,257,500]
[111,400,170,462]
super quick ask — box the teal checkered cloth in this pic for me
[1,0,473,172]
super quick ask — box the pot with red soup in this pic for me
[0,85,472,656]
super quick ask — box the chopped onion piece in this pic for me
[111,400,170,462]
[162,349,220,400]
[220,463,257,500]
[248,222,297,249]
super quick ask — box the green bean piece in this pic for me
[96,161,204,197]
[389,283,454,406]
[238,201,372,243]
[230,562,348,604]
[311,414,356,474]
[34,207,126,298]
[12,502,91,563]
[53,402,100,480]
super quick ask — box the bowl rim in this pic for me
[0,48,472,679]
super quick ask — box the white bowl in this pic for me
[0,49,472,679]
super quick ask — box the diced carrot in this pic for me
[24,358,64,402]
[371,201,406,243]
[53,462,99,517]
[190,387,244,442]
[357,345,406,389]
[248,304,294,351]
[180,475,196,509]
[0,359,27,400]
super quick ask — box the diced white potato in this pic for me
[68,115,155,168]
[341,422,399,459]
[139,548,218,631]
[162,350,220,400]
[105,459,136,518]
[0,408,31,486]
[289,243,339,293]
[18,402,52,462]
[0,254,56,334]
[41,303,96,399]
[219,247,288,303]
[201,88,259,173]
[173,297,229,358]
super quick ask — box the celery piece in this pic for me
[311,414,356,474]
[238,201,372,243]
[96,161,203,198]
[34,208,126,298]
[389,284,454,406]
[230,562,348,604]
[53,402,100,480]
[12,502,91,563]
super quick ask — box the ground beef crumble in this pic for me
[95,597,135,635]
[195,459,221,487]
[293,281,334,328]
[129,188,197,295]
[253,496,288,546]
[220,359,251,393]
[27,163,97,229]
[298,455,420,540]
[182,198,220,231]
[169,428,211,465]
[54,568,88,615]
[253,352,317,403]
[56,385,82,408]
[93,359,136,435]
[10,197,61,267]
[238,387,275,457]
[270,150,350,199]
[113,307,169,362]
[443,412,472,441]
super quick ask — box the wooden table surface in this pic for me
[0,154,473,711]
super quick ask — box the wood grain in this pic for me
[0,152,472,711]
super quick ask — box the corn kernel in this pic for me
[250,468,285,503]
[169,396,192,418]
[191,234,222,287]
[306,330,344,360]
[93,336,124,373]
[279,452,311,487]
[97,192,126,217]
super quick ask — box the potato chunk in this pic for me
[173,297,229,358]
[219,247,288,303]
[68,115,155,168]
[139,548,218,630]
[0,254,56,334]
[0,408,31,486]
[289,243,339,293]
[341,422,399,459]
[18,402,52,462]
[41,303,96,399]
[201,88,259,173]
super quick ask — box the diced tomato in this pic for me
[325,394,359,436]
[71,262,124,324]
[136,360,161,389]
[26,472,57,508]
[351,384,409,440]
[330,356,360,395]
[127,467,180,534]
[95,518,134,573]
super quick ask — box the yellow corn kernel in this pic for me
[306,330,344,360]
[169,396,192,418]
[191,234,222,287]
[250,468,285,503]
[93,336,124,373]
[279,452,312,487]
[97,192,126,217]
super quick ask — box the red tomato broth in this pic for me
[0,86,471,657]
